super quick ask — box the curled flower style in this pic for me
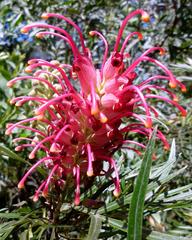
[7,9,187,205]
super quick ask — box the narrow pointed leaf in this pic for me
[86,214,102,240]
[97,166,186,215]
[147,231,191,240]
[159,139,176,180]
[127,127,157,240]
[0,145,31,165]
[150,139,176,180]
[0,145,46,176]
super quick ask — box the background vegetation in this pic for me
[0,0,191,239]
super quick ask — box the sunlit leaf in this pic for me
[147,231,191,240]
[127,127,157,240]
[86,214,102,240]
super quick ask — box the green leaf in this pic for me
[97,166,187,215]
[0,106,17,127]
[147,231,191,240]
[37,227,46,240]
[106,216,126,232]
[0,73,12,97]
[11,13,22,27]
[50,228,56,240]
[0,212,22,219]
[127,127,157,240]
[0,221,16,240]
[0,227,15,240]
[159,139,176,180]
[155,183,192,202]
[85,214,102,240]
[19,230,28,240]
[0,144,47,177]
[150,139,176,180]
[0,145,31,166]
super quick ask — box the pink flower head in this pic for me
[7,9,186,205]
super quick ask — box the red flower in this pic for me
[6,9,186,205]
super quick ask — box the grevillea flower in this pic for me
[6,9,187,205]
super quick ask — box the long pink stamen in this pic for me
[21,23,79,53]
[26,61,74,91]
[122,140,146,149]
[89,30,109,74]
[86,144,94,177]
[121,147,142,156]
[110,111,147,126]
[8,124,46,137]
[124,56,177,88]
[34,93,79,115]
[34,69,66,92]
[54,124,70,142]
[140,85,178,101]
[74,165,80,205]
[129,129,169,149]
[13,137,38,143]
[138,75,170,87]
[36,31,79,58]
[120,124,151,137]
[42,13,86,54]
[145,94,187,117]
[148,106,159,117]
[157,130,170,150]
[11,96,47,106]
[54,103,71,120]
[120,120,148,138]
[41,119,57,129]
[122,127,169,150]
[59,63,72,70]
[29,135,55,159]
[114,9,149,52]
[98,155,121,197]
[18,156,58,189]
[33,181,46,202]
[120,123,144,132]
[138,75,186,92]
[124,128,149,137]
[132,113,151,126]
[120,32,143,54]
[15,144,36,151]
[15,143,48,153]
[136,104,159,118]
[42,164,59,197]
[5,117,38,135]
[122,125,169,150]
[8,76,60,95]
[118,85,152,128]
[176,81,187,92]
[139,47,165,58]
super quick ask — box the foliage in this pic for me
[1,137,192,239]
[140,0,192,61]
